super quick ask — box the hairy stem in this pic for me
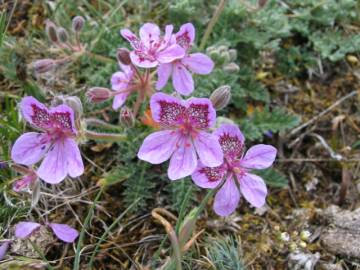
[84,130,126,141]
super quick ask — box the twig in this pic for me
[288,90,358,136]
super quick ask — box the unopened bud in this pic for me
[65,96,83,120]
[86,87,112,103]
[210,85,231,110]
[45,20,58,43]
[72,16,85,32]
[116,48,132,65]
[228,49,237,61]
[119,107,135,127]
[220,51,230,63]
[33,59,55,73]
[218,45,228,53]
[57,27,69,43]
[223,62,240,73]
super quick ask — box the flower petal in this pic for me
[0,241,10,261]
[49,104,76,134]
[186,97,216,129]
[138,130,181,164]
[49,223,79,243]
[193,131,223,167]
[241,144,277,169]
[130,51,158,68]
[139,23,160,46]
[168,136,197,180]
[172,63,194,95]
[37,140,68,184]
[63,138,84,178]
[150,92,186,126]
[156,63,173,90]
[15,221,41,239]
[20,96,51,129]
[157,44,185,64]
[11,132,50,166]
[161,25,174,48]
[13,172,37,192]
[213,176,240,217]
[111,71,129,91]
[175,23,195,50]
[182,53,214,74]
[238,173,267,208]
[214,124,245,159]
[112,92,129,110]
[120,28,140,49]
[191,161,225,188]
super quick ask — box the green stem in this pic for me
[73,189,103,270]
[84,130,126,142]
[175,185,193,234]
[85,118,122,131]
[199,0,227,50]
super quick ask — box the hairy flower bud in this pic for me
[57,27,69,43]
[45,20,58,43]
[119,107,135,127]
[223,62,240,73]
[116,48,132,65]
[72,16,85,32]
[210,85,231,110]
[33,59,55,74]
[228,49,237,62]
[86,87,112,103]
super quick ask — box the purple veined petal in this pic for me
[193,131,223,167]
[138,130,181,164]
[156,63,173,90]
[139,23,161,46]
[214,124,245,159]
[150,92,186,126]
[161,25,174,49]
[120,28,140,49]
[185,97,216,129]
[182,53,214,74]
[15,221,41,239]
[130,51,158,68]
[37,140,67,184]
[175,23,195,50]
[13,172,37,192]
[191,161,225,189]
[63,138,84,178]
[112,92,129,110]
[49,104,76,134]
[240,144,277,169]
[238,173,267,208]
[20,96,51,129]
[111,71,129,91]
[172,62,194,96]
[49,223,79,243]
[168,136,197,180]
[11,132,51,166]
[213,175,240,217]
[0,241,10,261]
[157,44,185,64]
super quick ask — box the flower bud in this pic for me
[210,85,231,110]
[119,107,135,127]
[65,96,83,120]
[33,59,55,73]
[116,48,132,65]
[220,51,231,63]
[72,16,85,32]
[86,87,112,103]
[228,49,237,61]
[57,27,69,43]
[218,45,228,53]
[223,62,240,73]
[45,20,58,43]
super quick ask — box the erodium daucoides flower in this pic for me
[11,96,84,184]
[138,93,224,180]
[121,23,185,68]
[156,23,214,96]
[191,124,277,216]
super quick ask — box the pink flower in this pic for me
[156,23,214,96]
[15,221,79,243]
[138,93,223,180]
[13,169,37,192]
[11,97,84,184]
[120,23,185,68]
[110,63,135,110]
[191,124,277,216]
